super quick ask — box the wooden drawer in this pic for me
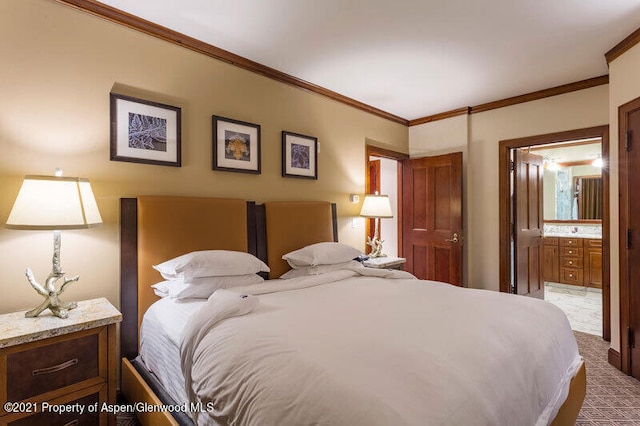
[560,238,583,247]
[585,238,602,247]
[561,257,583,268]
[560,267,584,285]
[560,247,583,258]
[543,237,559,246]
[6,334,99,402]
[1,383,105,426]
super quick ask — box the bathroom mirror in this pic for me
[543,165,602,221]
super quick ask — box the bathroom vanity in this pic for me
[542,228,602,289]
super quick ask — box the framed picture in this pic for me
[212,115,261,174]
[110,93,181,167]
[282,131,318,179]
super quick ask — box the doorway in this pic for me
[531,140,605,336]
[498,126,611,341]
[365,145,407,257]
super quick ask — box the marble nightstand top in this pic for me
[0,297,122,349]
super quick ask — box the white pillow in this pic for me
[283,242,363,268]
[151,274,264,299]
[154,250,270,279]
[280,260,363,279]
[152,280,171,297]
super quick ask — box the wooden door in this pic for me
[513,149,544,298]
[366,159,381,252]
[402,152,462,285]
[542,239,559,283]
[619,97,640,379]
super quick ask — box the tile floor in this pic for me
[545,282,603,336]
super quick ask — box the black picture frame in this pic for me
[282,131,318,179]
[110,93,181,167]
[212,115,261,174]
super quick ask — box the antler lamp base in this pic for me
[24,230,79,319]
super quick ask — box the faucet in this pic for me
[572,227,578,234]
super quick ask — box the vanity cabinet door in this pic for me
[584,239,603,289]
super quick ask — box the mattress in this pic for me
[140,297,206,405]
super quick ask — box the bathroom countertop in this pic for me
[543,233,602,239]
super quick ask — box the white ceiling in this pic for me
[98,0,640,121]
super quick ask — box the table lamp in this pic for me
[5,172,102,318]
[360,194,393,258]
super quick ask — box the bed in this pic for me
[119,196,586,426]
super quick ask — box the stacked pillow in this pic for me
[152,250,270,300]
[281,242,363,279]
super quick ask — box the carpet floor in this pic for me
[118,331,640,425]
[574,331,640,425]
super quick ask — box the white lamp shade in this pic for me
[360,194,393,218]
[6,175,102,230]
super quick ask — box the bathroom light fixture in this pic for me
[548,161,560,171]
[544,157,560,171]
[592,156,603,168]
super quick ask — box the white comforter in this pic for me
[180,267,581,426]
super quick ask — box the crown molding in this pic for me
[470,75,609,114]
[54,0,409,126]
[408,107,470,126]
[605,26,640,64]
[408,75,608,126]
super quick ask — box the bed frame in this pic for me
[119,196,584,426]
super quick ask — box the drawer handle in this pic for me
[569,261,573,264]
[63,421,79,426]
[569,274,574,278]
[32,358,78,376]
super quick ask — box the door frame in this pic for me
[498,125,611,341]
[365,145,409,255]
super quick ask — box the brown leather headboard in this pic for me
[262,201,338,279]
[120,196,255,359]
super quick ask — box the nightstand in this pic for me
[363,256,406,270]
[0,298,121,426]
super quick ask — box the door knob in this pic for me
[445,233,459,243]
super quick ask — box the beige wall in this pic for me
[608,41,640,352]
[0,0,408,314]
